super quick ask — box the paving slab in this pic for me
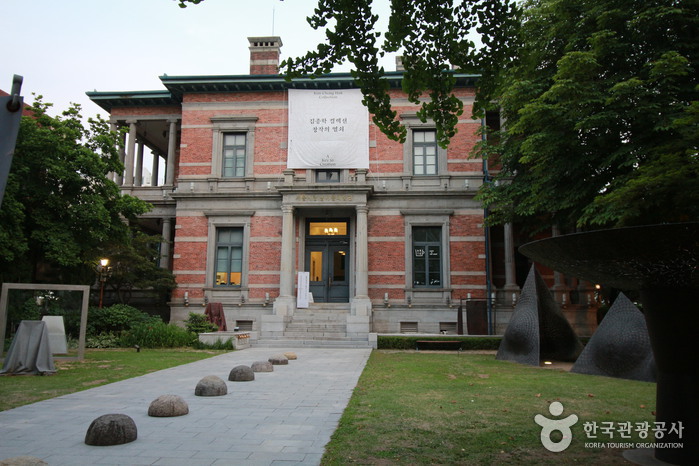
[0,347,371,465]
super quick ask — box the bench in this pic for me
[415,340,463,351]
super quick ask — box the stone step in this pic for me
[283,332,349,339]
[295,305,351,315]
[285,324,347,331]
[290,313,348,321]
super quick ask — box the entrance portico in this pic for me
[272,181,373,319]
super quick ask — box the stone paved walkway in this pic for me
[0,347,372,465]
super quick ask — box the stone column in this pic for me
[165,119,178,186]
[134,140,144,187]
[279,205,295,297]
[503,223,520,304]
[116,128,126,185]
[160,217,172,270]
[108,122,118,183]
[123,120,137,187]
[351,205,372,317]
[273,204,296,317]
[551,224,568,306]
[355,205,369,298]
[151,152,160,187]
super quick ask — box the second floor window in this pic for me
[223,133,246,177]
[413,129,438,175]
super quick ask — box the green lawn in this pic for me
[322,351,656,465]
[0,348,227,411]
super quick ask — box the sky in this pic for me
[1,0,397,122]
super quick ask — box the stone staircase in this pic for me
[254,304,373,348]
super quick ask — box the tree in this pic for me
[102,228,177,304]
[177,0,520,148]
[477,0,699,231]
[0,97,152,284]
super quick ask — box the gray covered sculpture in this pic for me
[571,293,656,382]
[0,321,56,375]
[496,265,583,365]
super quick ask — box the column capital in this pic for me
[125,119,138,125]
[167,118,179,125]
[356,204,369,215]
[281,204,294,215]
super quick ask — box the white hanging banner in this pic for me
[287,88,369,169]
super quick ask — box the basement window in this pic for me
[400,321,418,334]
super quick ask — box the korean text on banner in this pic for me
[287,88,369,169]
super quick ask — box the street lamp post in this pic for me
[96,258,112,308]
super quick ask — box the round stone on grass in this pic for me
[148,394,189,417]
[84,414,137,446]
[283,352,298,360]
[251,360,273,372]
[268,354,289,365]
[195,375,228,396]
[228,365,255,381]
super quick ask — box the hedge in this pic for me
[378,335,502,350]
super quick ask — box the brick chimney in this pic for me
[248,36,283,75]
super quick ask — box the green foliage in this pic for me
[4,291,84,339]
[87,304,161,335]
[85,333,121,349]
[378,335,502,350]
[478,0,699,231]
[7,299,42,331]
[0,96,151,284]
[119,321,197,348]
[184,312,218,334]
[102,228,177,304]
[191,338,234,350]
[176,0,203,7]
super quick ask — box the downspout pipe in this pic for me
[481,117,494,335]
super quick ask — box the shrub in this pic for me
[191,338,235,350]
[86,332,120,349]
[378,335,502,350]
[87,304,161,335]
[119,321,197,348]
[184,312,218,333]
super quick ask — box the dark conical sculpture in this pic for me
[496,265,583,365]
[571,293,656,382]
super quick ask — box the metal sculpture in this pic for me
[571,293,655,382]
[496,265,583,365]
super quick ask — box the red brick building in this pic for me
[88,37,597,347]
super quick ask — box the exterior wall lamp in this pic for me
[96,258,112,309]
